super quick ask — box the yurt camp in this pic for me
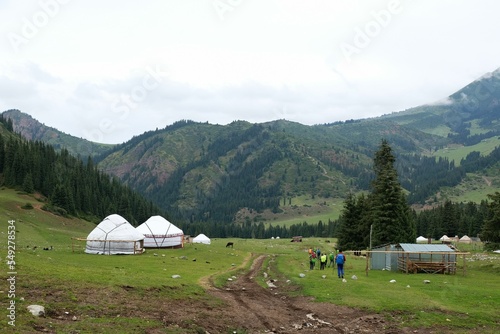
[85,214,145,255]
[136,215,184,248]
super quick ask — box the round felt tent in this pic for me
[136,215,184,248]
[416,236,428,243]
[439,235,451,242]
[192,233,211,245]
[85,214,145,255]
[459,235,472,244]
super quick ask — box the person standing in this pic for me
[335,250,346,278]
[309,253,317,270]
[328,251,335,267]
[320,253,327,270]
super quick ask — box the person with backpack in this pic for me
[309,252,317,270]
[335,250,346,278]
[328,251,335,267]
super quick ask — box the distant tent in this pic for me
[136,215,184,248]
[192,234,211,245]
[416,236,427,243]
[439,235,452,242]
[459,235,472,244]
[85,214,145,255]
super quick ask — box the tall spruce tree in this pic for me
[370,139,415,246]
[337,192,371,250]
[482,192,500,250]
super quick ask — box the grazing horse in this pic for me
[226,242,234,248]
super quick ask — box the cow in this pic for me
[226,242,234,248]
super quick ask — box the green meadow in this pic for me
[432,137,500,166]
[1,188,499,333]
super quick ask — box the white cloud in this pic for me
[1,0,500,143]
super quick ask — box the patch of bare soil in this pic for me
[198,254,424,334]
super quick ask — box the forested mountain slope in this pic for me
[2,109,112,157]
[0,117,161,226]
[3,69,500,226]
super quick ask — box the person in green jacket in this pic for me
[328,251,335,267]
[309,253,317,270]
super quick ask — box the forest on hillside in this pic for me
[1,115,499,250]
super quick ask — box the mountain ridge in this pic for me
[3,68,500,224]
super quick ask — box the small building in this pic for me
[371,243,458,274]
[396,243,457,274]
[291,236,303,242]
[371,244,399,271]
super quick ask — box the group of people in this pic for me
[308,248,346,278]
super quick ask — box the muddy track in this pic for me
[202,254,417,334]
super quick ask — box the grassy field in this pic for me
[1,188,499,333]
[264,195,343,227]
[432,137,500,166]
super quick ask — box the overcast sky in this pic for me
[1,0,499,144]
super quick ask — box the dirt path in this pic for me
[482,175,492,186]
[200,254,418,334]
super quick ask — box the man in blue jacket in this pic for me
[335,250,346,278]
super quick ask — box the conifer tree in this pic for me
[370,139,415,246]
[22,172,34,193]
[482,192,500,250]
[337,192,371,250]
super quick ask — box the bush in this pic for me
[41,204,68,217]
[21,203,34,209]
[484,242,500,251]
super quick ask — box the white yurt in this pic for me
[439,235,452,242]
[85,214,145,255]
[459,235,472,244]
[416,236,428,243]
[192,233,211,245]
[136,215,184,248]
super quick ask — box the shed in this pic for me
[371,244,399,271]
[396,243,457,274]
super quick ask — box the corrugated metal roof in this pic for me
[397,243,455,252]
